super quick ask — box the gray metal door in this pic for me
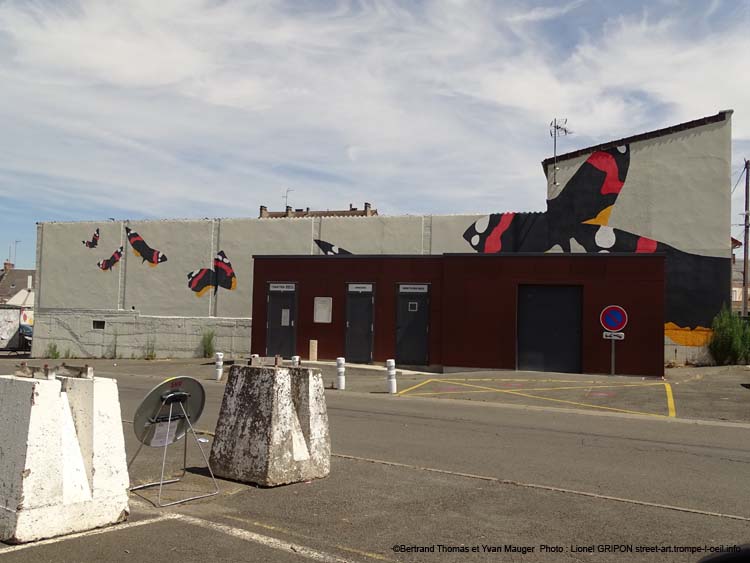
[396,284,430,365]
[517,285,582,373]
[266,283,296,358]
[346,284,374,363]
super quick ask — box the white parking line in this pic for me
[0,514,177,553]
[170,514,357,562]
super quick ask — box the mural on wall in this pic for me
[82,228,100,248]
[126,227,168,266]
[463,145,730,345]
[97,246,123,271]
[187,250,237,297]
[314,239,352,255]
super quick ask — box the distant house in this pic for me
[0,261,35,306]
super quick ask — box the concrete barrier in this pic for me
[209,365,330,487]
[0,374,130,543]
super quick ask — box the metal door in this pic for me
[396,284,430,365]
[266,283,296,358]
[517,285,582,373]
[345,284,374,363]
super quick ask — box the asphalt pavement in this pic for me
[1,358,750,562]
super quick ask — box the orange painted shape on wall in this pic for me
[664,322,712,346]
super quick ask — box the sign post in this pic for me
[600,305,628,375]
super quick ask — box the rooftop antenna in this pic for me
[13,240,20,264]
[550,118,572,186]
[282,188,294,208]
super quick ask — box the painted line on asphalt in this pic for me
[333,453,750,523]
[444,380,668,417]
[410,381,665,396]
[396,378,435,396]
[664,382,677,418]
[0,514,177,553]
[223,514,396,562]
[170,513,361,563]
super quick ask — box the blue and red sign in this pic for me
[600,305,628,332]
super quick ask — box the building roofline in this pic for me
[541,110,733,173]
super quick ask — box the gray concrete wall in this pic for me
[548,117,732,259]
[32,310,251,359]
[34,214,487,358]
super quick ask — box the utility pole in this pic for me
[744,159,749,316]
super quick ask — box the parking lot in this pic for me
[1,357,750,562]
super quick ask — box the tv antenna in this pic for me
[550,118,572,186]
[282,188,294,208]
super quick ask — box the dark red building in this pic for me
[251,254,665,377]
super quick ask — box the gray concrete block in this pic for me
[209,365,330,487]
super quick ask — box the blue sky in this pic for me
[1,0,749,268]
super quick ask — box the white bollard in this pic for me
[386,359,397,394]
[215,352,224,381]
[291,355,301,367]
[336,357,346,390]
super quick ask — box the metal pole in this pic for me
[744,159,749,317]
[553,119,557,186]
[610,339,615,376]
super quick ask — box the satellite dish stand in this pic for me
[128,378,219,507]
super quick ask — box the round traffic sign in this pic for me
[600,305,628,332]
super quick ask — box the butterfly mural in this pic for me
[462,144,730,342]
[187,251,237,297]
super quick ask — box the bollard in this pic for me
[215,352,224,381]
[386,359,397,394]
[309,340,318,362]
[291,355,301,367]
[336,357,346,390]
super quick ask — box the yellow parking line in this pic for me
[409,381,664,397]
[397,378,435,396]
[664,383,676,418]
[433,378,583,383]
[448,380,667,417]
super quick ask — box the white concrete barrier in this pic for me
[209,365,330,487]
[0,374,130,543]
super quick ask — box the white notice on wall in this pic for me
[150,421,178,447]
[281,309,291,327]
[314,297,333,323]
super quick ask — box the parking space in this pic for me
[398,377,676,418]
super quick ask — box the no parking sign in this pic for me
[600,305,627,375]
[600,305,628,333]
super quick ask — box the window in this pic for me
[93,320,105,330]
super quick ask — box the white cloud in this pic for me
[0,0,747,248]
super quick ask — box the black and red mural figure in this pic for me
[463,143,730,340]
[314,239,352,255]
[97,246,123,271]
[82,228,100,249]
[126,227,167,266]
[187,251,237,297]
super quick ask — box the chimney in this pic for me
[2,260,12,271]
[27,275,32,290]
[285,205,293,217]
[349,203,354,211]
[259,205,268,218]
[364,202,372,216]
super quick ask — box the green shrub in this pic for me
[709,307,748,365]
[200,329,216,358]
[45,343,60,359]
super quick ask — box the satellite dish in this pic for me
[133,377,206,447]
[128,376,218,507]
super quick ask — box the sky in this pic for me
[1,0,749,269]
